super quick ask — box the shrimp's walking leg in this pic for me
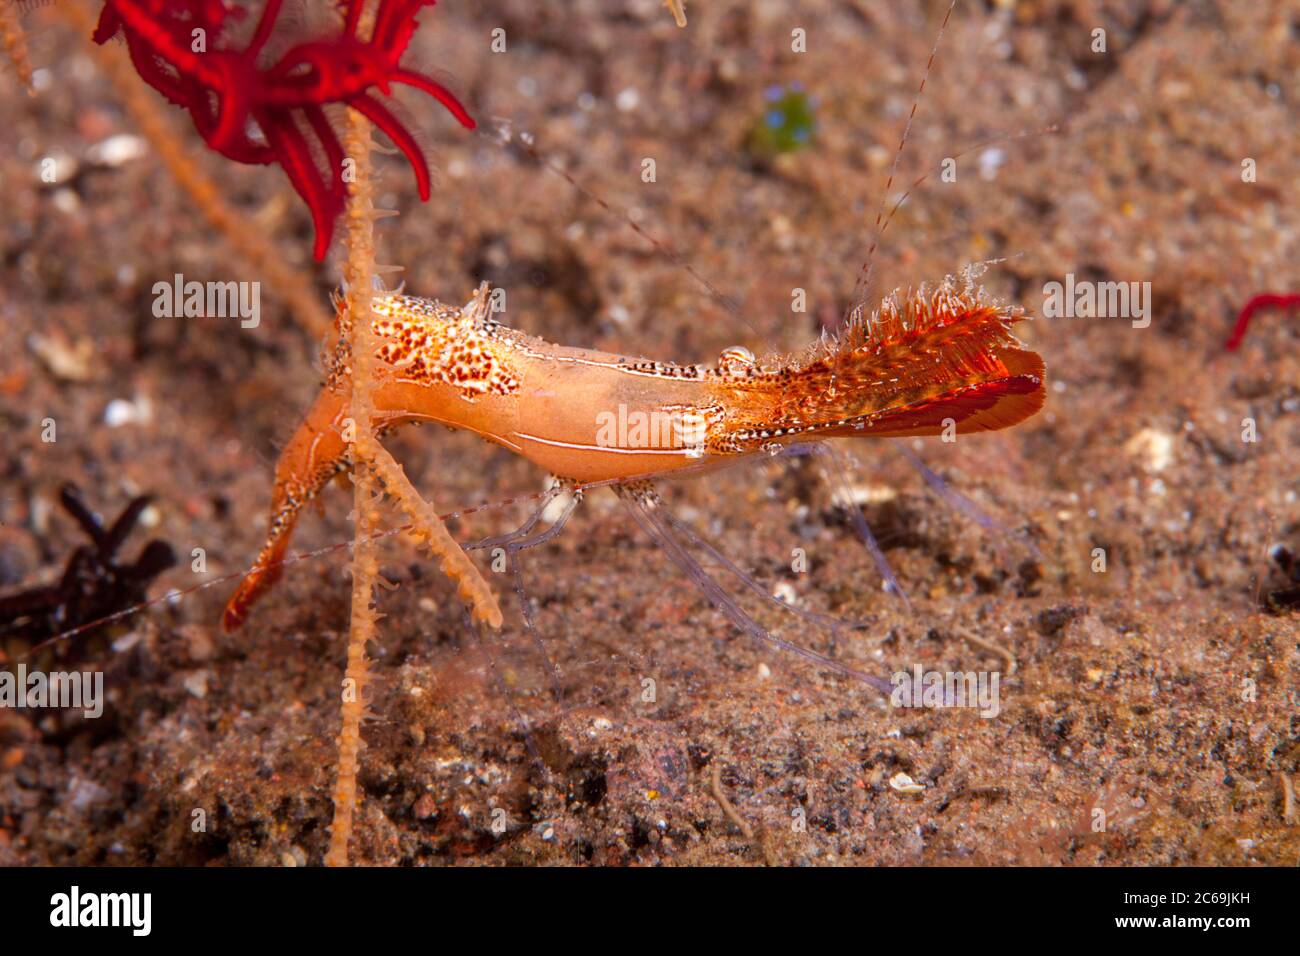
[222,386,353,632]
[655,508,871,637]
[468,482,583,699]
[222,383,503,631]
[615,483,893,696]
[809,444,912,610]
[467,481,581,559]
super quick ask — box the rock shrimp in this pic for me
[222,277,1045,678]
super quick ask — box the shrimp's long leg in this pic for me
[655,508,871,636]
[466,482,580,557]
[810,444,912,610]
[466,482,583,701]
[892,442,1042,561]
[615,484,893,696]
[463,610,548,774]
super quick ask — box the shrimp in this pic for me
[222,275,1044,632]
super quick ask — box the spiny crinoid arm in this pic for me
[344,283,502,628]
[1,0,34,90]
[354,430,504,628]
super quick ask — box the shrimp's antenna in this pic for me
[480,121,763,343]
[852,124,1059,297]
[616,484,894,696]
[892,442,1042,561]
[843,0,958,328]
[482,3,1063,356]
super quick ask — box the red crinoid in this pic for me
[93,0,475,259]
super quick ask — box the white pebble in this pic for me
[772,581,798,606]
[104,399,136,427]
[182,670,210,699]
[978,147,1005,181]
[104,395,152,427]
[615,87,640,112]
[1123,427,1173,473]
[88,133,148,167]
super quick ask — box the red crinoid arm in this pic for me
[121,33,191,108]
[203,56,259,156]
[304,105,346,178]
[1225,292,1300,351]
[99,0,222,88]
[91,3,123,44]
[392,68,476,129]
[348,91,432,199]
[372,0,432,57]
[182,63,272,164]
[263,39,400,105]
[92,0,472,261]
[342,0,366,39]
[303,103,347,208]
[258,108,343,259]
[246,0,285,60]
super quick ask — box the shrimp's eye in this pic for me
[717,346,756,369]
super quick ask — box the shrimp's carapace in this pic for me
[222,277,1044,630]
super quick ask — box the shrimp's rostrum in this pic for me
[223,277,1044,630]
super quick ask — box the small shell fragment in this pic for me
[889,772,926,794]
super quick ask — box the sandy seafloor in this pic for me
[0,0,1297,865]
